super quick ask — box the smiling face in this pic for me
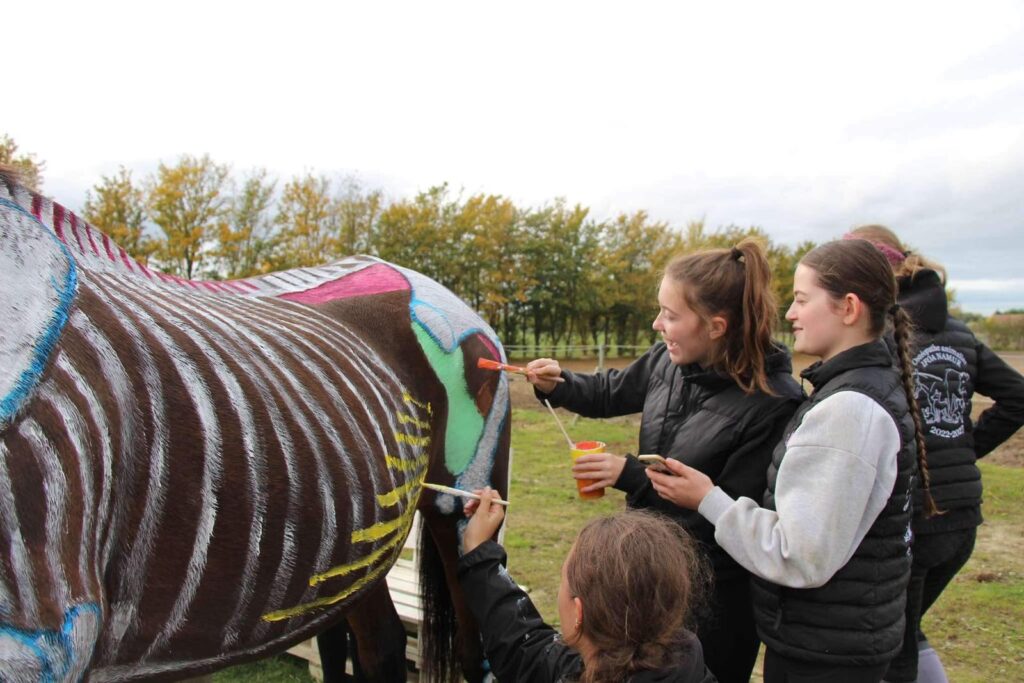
[652,276,714,366]
[786,263,858,360]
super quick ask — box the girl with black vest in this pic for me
[525,239,804,683]
[651,239,933,683]
[849,225,1024,683]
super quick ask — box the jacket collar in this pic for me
[898,268,947,333]
[800,339,893,392]
[680,343,793,391]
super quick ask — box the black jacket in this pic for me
[457,541,717,683]
[899,269,1024,533]
[539,343,804,579]
[752,341,916,666]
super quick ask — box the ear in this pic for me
[840,293,865,326]
[573,596,584,630]
[707,314,728,340]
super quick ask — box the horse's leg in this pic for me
[344,579,407,683]
[421,512,486,683]
[316,619,353,682]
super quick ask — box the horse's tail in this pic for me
[418,515,460,683]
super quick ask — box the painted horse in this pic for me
[0,166,511,682]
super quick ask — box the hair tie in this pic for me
[889,303,901,316]
[842,233,907,266]
[730,246,744,263]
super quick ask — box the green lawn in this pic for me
[216,408,1024,681]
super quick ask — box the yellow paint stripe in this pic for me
[265,511,417,621]
[308,533,403,586]
[398,412,431,430]
[395,432,430,448]
[351,515,406,543]
[385,453,428,472]
[263,555,393,622]
[376,477,422,508]
[402,392,429,411]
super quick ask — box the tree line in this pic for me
[4,135,817,349]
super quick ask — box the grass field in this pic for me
[216,405,1024,682]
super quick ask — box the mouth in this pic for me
[664,339,679,351]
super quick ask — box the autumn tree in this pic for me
[82,166,156,263]
[374,184,463,289]
[216,169,277,277]
[147,154,231,278]
[273,173,337,269]
[335,175,383,256]
[0,134,45,191]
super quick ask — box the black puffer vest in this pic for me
[899,269,982,533]
[751,341,917,666]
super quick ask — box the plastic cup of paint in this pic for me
[570,441,606,500]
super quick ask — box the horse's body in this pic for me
[0,171,510,681]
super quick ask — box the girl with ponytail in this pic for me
[526,238,804,683]
[850,225,1024,683]
[655,238,931,682]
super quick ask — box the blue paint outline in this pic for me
[0,602,100,682]
[0,197,79,425]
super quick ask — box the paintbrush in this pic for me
[422,482,510,506]
[477,357,565,383]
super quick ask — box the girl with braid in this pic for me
[654,239,933,682]
[849,225,1024,683]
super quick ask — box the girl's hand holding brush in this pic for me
[524,358,565,394]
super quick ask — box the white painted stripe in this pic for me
[106,276,330,644]
[83,292,225,663]
[0,442,39,620]
[54,354,115,587]
[99,275,277,649]
[39,386,98,587]
[68,311,137,571]
[17,418,70,612]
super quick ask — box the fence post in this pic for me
[597,344,605,373]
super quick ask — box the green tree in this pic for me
[82,166,156,263]
[147,154,231,278]
[0,134,45,191]
[216,169,277,277]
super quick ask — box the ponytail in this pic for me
[892,305,941,517]
[736,239,777,396]
[665,237,777,395]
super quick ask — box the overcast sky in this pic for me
[6,1,1023,313]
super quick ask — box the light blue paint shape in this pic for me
[0,198,79,425]
[0,602,100,683]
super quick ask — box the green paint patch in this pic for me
[412,324,484,475]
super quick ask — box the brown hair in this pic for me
[665,237,777,395]
[849,224,948,284]
[565,510,709,683]
[800,239,939,516]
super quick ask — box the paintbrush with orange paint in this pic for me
[477,357,564,383]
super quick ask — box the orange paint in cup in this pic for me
[570,440,606,499]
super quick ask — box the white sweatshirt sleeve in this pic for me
[697,390,901,588]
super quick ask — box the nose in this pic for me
[652,312,663,331]
[785,302,798,321]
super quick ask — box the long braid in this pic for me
[892,306,940,517]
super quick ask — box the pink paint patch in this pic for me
[472,332,501,362]
[279,263,410,304]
